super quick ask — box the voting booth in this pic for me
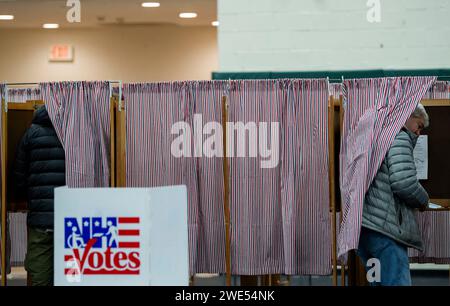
[54,185,189,286]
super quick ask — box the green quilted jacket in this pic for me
[362,128,428,251]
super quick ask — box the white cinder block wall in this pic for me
[218,0,450,71]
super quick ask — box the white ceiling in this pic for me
[0,0,217,28]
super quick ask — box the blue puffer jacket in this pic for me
[362,128,428,251]
[14,106,66,230]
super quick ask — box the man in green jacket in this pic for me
[357,103,429,286]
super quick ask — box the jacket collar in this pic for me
[402,127,419,147]
[32,106,52,127]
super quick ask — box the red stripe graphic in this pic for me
[118,230,140,236]
[118,217,140,224]
[64,269,140,275]
[118,242,140,248]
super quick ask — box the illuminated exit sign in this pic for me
[49,44,74,62]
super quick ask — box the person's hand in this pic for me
[418,203,428,212]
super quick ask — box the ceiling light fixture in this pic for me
[179,12,197,19]
[212,21,219,27]
[142,2,160,8]
[0,15,14,20]
[43,23,59,29]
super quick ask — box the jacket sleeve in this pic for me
[14,130,30,191]
[386,132,429,209]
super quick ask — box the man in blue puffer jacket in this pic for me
[357,103,429,286]
[14,106,65,286]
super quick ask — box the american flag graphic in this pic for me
[64,217,141,275]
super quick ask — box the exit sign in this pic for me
[49,44,74,62]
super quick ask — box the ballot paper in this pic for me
[428,202,443,209]
[413,135,428,180]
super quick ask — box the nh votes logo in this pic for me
[64,217,141,279]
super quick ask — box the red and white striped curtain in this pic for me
[0,83,8,274]
[0,85,4,186]
[281,79,331,275]
[7,88,42,103]
[187,81,227,274]
[410,82,450,264]
[9,212,27,266]
[39,81,111,187]
[124,82,226,274]
[226,79,330,275]
[423,81,450,99]
[409,212,450,264]
[124,79,331,275]
[329,83,343,99]
[227,80,285,275]
[338,77,436,261]
[0,85,4,198]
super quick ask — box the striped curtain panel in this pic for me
[410,88,450,264]
[124,80,331,275]
[124,82,225,274]
[227,80,285,275]
[188,81,227,273]
[7,88,42,103]
[227,79,331,275]
[40,81,111,187]
[9,212,27,266]
[0,83,9,274]
[329,83,343,99]
[423,81,450,99]
[280,79,331,275]
[409,212,450,264]
[0,85,4,211]
[218,79,330,275]
[338,77,436,261]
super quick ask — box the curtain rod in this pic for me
[4,81,123,86]
[5,82,38,86]
[334,76,450,80]
[2,81,123,113]
[3,77,449,87]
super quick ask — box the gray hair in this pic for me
[411,103,429,128]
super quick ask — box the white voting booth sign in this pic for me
[54,185,189,286]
